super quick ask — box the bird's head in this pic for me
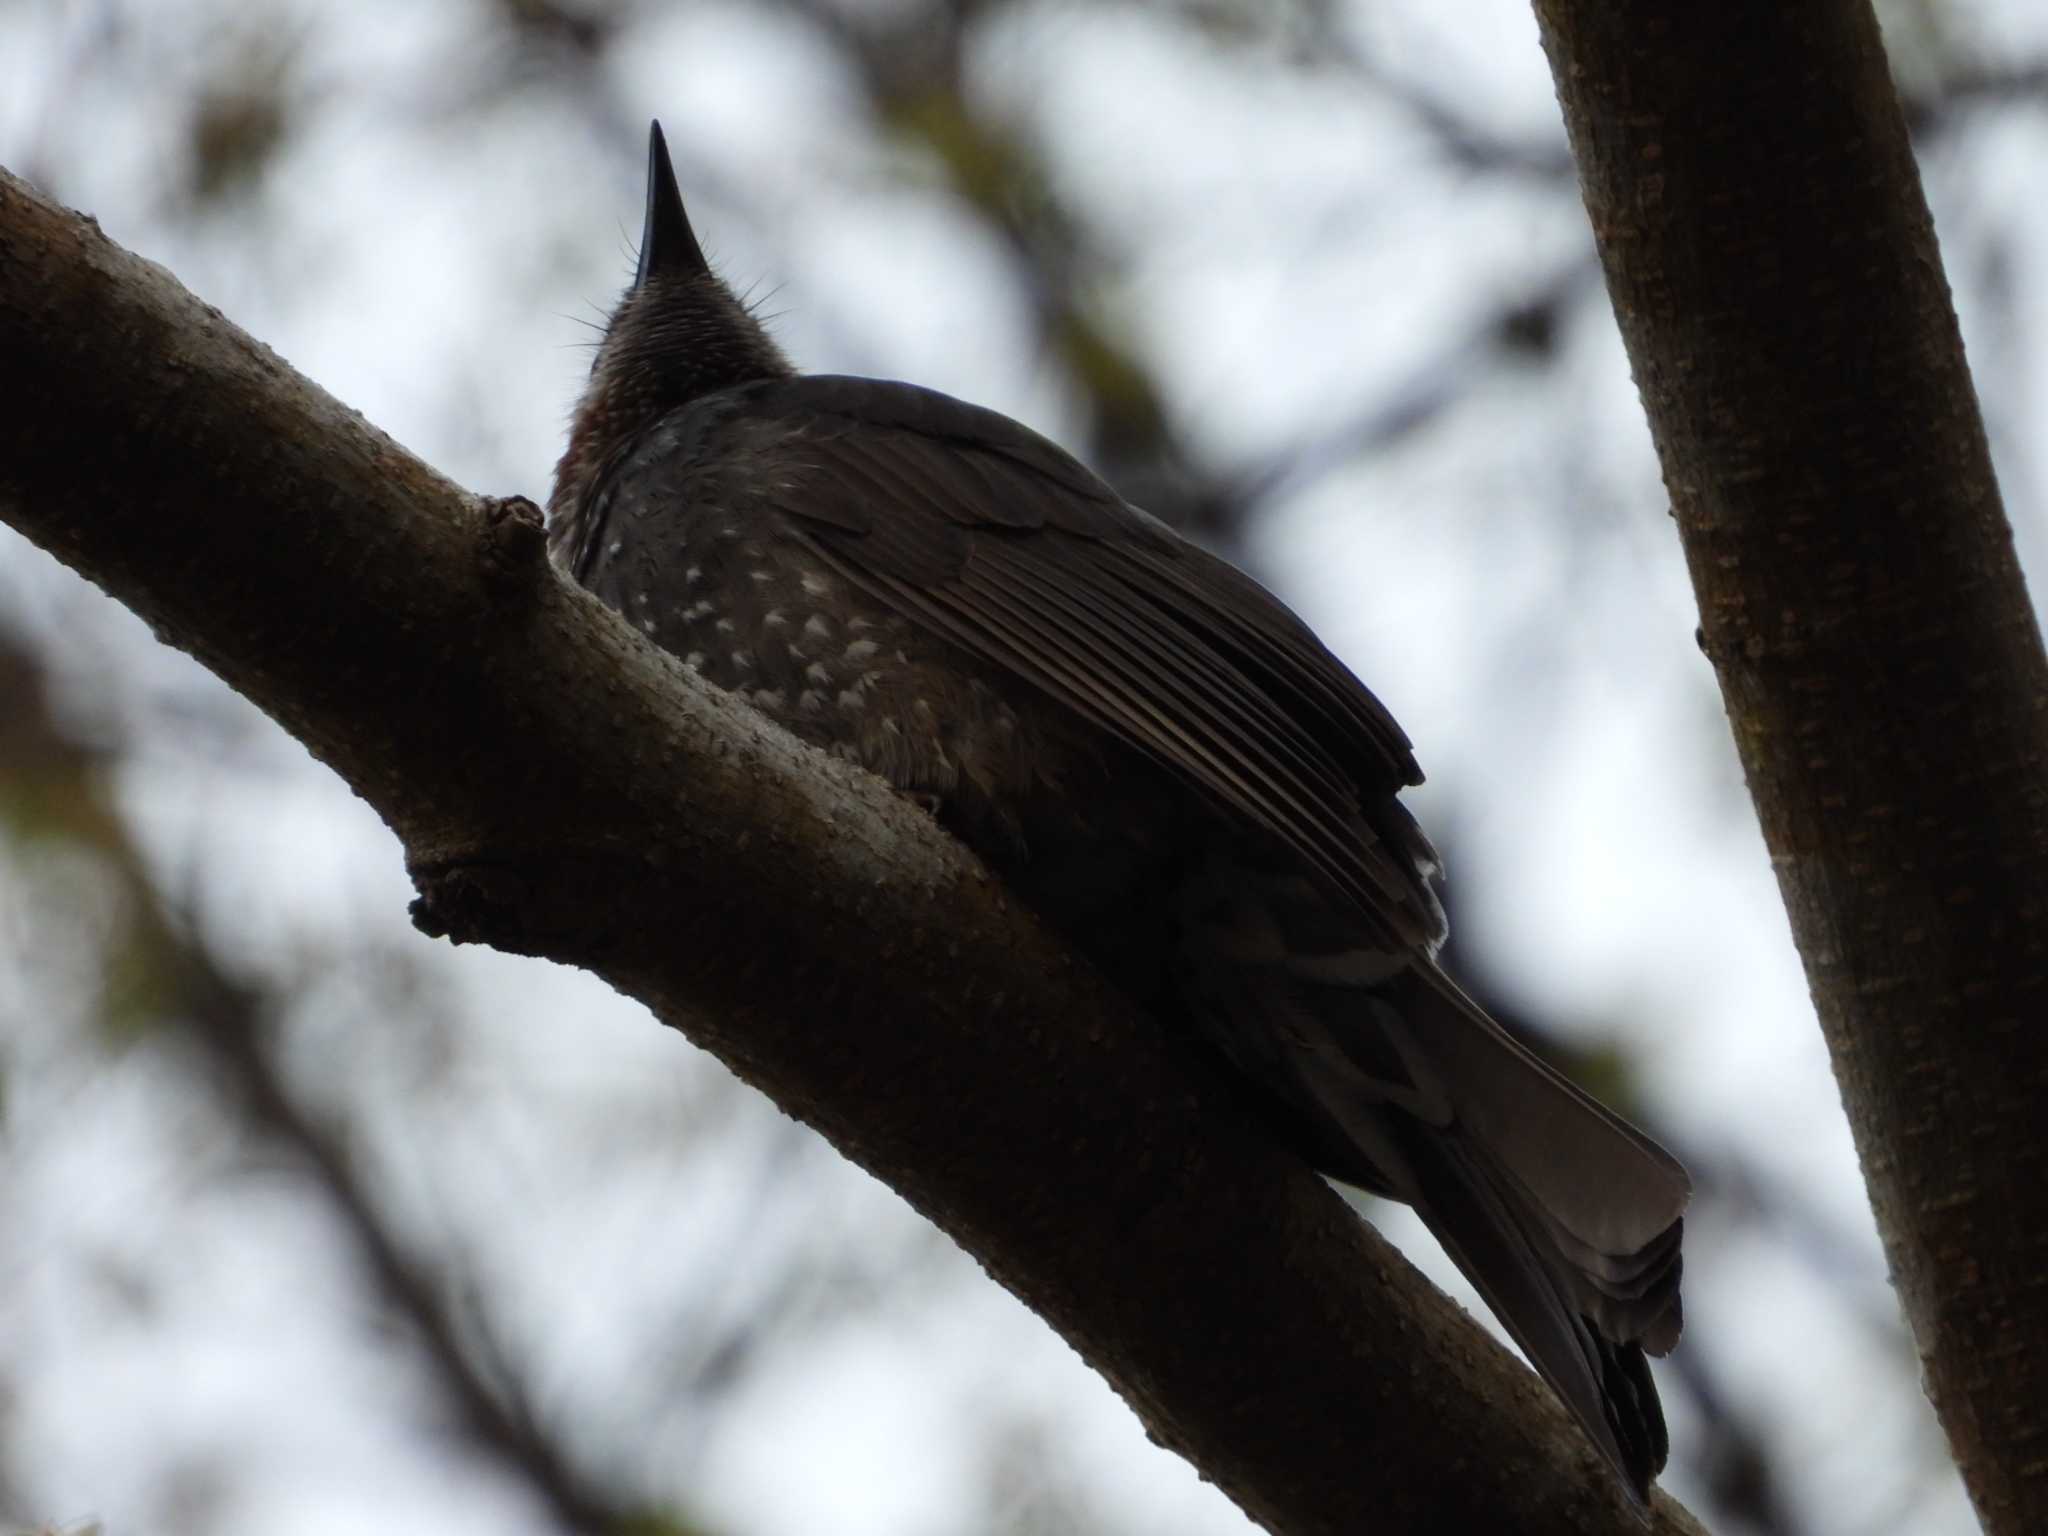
[549,121,790,557]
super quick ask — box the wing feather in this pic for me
[968,545,1399,927]
[722,375,1441,946]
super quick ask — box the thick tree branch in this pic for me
[1532,6,2048,1532]
[0,166,1706,1532]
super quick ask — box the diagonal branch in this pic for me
[0,164,1705,1534]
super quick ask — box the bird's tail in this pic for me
[1370,967,1685,1495]
[1181,916,1689,1500]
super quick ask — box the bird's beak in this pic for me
[636,120,711,287]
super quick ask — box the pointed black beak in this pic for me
[636,121,710,287]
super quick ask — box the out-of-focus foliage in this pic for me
[2,1,2043,1533]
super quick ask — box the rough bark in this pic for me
[0,167,1708,1532]
[1532,6,2048,1531]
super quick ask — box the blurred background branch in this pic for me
[0,632,684,1534]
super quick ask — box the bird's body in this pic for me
[551,123,1690,1499]
[560,379,1186,942]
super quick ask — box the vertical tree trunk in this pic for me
[1531,5,2048,1531]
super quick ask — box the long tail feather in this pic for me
[1178,873,1690,1499]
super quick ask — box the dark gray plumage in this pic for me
[550,122,1690,1498]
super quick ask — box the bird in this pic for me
[549,121,1690,1500]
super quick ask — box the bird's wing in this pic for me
[719,374,1443,952]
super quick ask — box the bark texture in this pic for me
[0,167,1709,1533]
[1532,6,2048,1530]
